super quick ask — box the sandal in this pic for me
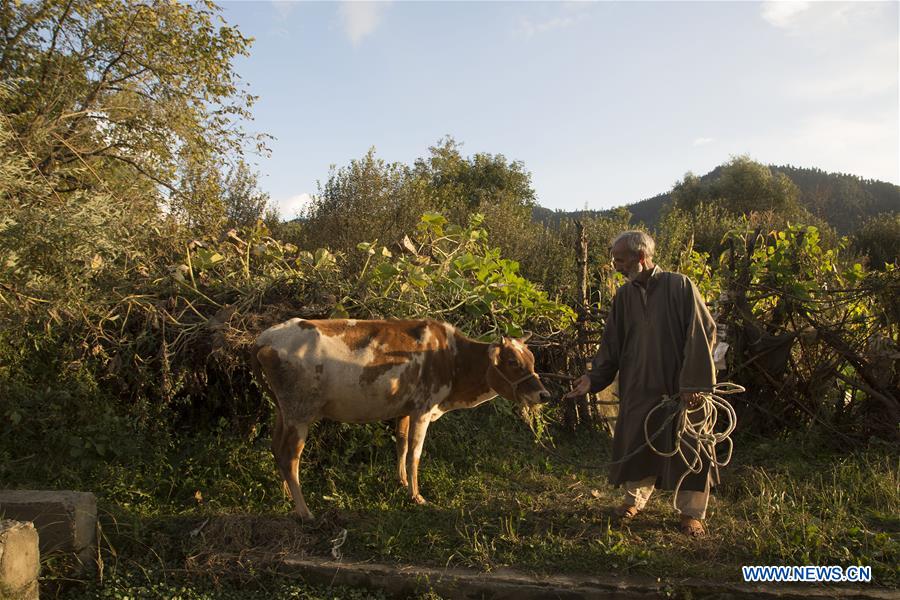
[614,504,640,521]
[679,517,706,537]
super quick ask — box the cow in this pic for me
[251,318,550,520]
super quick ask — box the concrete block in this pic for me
[0,490,96,568]
[0,520,40,600]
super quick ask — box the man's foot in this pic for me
[679,516,705,537]
[614,504,640,521]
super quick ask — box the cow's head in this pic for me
[487,333,551,405]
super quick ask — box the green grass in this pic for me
[4,394,898,598]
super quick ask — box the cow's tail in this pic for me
[249,342,279,409]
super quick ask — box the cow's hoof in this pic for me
[399,477,409,488]
[411,493,427,505]
[294,510,315,523]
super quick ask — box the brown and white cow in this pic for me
[252,318,549,520]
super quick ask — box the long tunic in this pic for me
[588,265,717,491]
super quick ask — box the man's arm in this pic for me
[564,294,621,399]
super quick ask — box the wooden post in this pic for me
[561,220,592,429]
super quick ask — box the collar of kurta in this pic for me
[630,264,663,290]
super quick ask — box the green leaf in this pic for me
[329,303,349,319]
[453,253,478,271]
[376,263,400,277]
[421,212,447,226]
[314,248,335,269]
[408,268,430,287]
[504,323,524,337]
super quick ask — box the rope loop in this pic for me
[644,383,743,510]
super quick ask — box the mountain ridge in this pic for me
[533,165,900,235]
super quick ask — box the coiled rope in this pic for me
[643,382,743,509]
[549,382,744,509]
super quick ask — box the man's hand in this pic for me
[564,374,591,399]
[681,392,706,410]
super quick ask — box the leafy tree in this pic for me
[302,139,546,287]
[853,213,900,270]
[412,136,536,221]
[411,137,545,288]
[655,202,740,268]
[175,160,227,235]
[672,156,803,218]
[301,148,428,257]
[223,160,274,229]
[0,0,260,216]
[772,165,900,234]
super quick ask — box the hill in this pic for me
[534,165,899,235]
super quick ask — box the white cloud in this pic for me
[517,7,589,38]
[277,193,312,220]
[693,137,715,147]
[519,16,575,37]
[271,1,295,21]
[761,1,811,28]
[761,1,890,33]
[339,1,391,46]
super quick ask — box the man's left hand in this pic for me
[681,392,705,409]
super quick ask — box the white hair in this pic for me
[612,230,655,260]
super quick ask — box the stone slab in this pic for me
[0,520,40,600]
[0,490,96,565]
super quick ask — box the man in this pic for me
[565,231,717,537]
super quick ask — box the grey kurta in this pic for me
[589,266,717,492]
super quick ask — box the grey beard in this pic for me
[626,265,643,281]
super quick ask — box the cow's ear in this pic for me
[488,343,501,365]
[520,332,532,343]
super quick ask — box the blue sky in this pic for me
[219,1,899,218]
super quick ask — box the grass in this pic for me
[4,394,898,598]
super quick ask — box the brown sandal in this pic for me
[614,504,640,520]
[680,517,706,537]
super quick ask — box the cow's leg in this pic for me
[271,408,291,497]
[395,415,410,488]
[273,420,313,520]
[406,413,432,505]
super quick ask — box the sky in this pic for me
[218,1,900,219]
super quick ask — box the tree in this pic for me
[672,156,802,218]
[301,148,427,255]
[411,137,543,284]
[655,202,740,267]
[0,0,260,217]
[223,160,273,229]
[412,136,536,223]
[853,214,900,271]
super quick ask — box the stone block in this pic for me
[0,491,96,568]
[0,520,40,600]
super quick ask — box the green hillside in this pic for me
[535,164,899,234]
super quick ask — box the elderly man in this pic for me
[566,231,717,537]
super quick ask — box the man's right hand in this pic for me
[564,374,591,399]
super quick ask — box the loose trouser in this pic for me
[623,474,710,520]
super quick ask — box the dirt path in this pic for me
[224,553,897,599]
